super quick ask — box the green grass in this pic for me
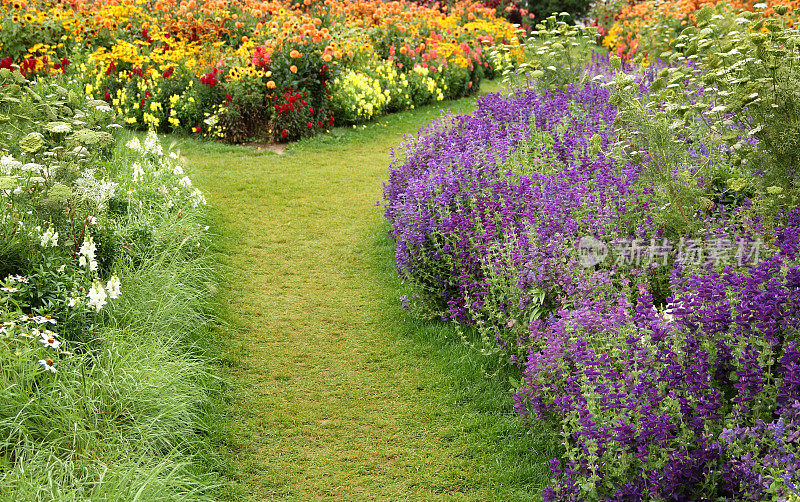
[179,83,557,501]
[0,188,224,501]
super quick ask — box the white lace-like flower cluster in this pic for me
[124,130,207,208]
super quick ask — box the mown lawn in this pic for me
[176,81,557,501]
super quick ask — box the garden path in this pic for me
[184,82,551,500]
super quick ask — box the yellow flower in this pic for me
[290,65,298,73]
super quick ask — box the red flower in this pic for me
[60,57,70,70]
[307,122,313,128]
[192,126,202,133]
[104,91,111,102]
[106,61,116,75]
[329,116,334,126]
[162,66,174,79]
[281,129,288,138]
[0,57,12,70]
[200,71,218,86]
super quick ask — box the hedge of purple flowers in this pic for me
[383,56,800,500]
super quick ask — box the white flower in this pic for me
[106,275,121,299]
[178,176,192,188]
[22,163,45,173]
[38,359,57,373]
[126,137,142,152]
[169,151,179,160]
[39,226,59,248]
[107,123,123,129]
[32,315,57,325]
[56,265,66,273]
[95,104,112,113]
[0,155,22,174]
[132,162,144,183]
[87,215,97,226]
[78,236,97,271]
[39,334,61,349]
[143,130,163,156]
[11,275,29,283]
[50,123,71,133]
[172,165,184,175]
[87,281,107,311]
[67,297,79,308]
[0,286,18,293]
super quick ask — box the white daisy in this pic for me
[38,359,57,373]
[39,334,61,349]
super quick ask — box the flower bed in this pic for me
[591,0,800,61]
[0,67,219,497]
[1,0,518,142]
[384,10,800,500]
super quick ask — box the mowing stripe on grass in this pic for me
[180,85,555,501]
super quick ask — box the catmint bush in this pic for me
[384,49,800,499]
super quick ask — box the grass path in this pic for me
[181,85,555,501]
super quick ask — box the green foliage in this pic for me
[219,74,270,143]
[521,0,592,26]
[612,2,800,233]
[0,71,222,498]
[490,14,598,92]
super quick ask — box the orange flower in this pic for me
[289,49,302,58]
[323,53,332,62]
[267,80,276,88]
[290,65,298,73]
